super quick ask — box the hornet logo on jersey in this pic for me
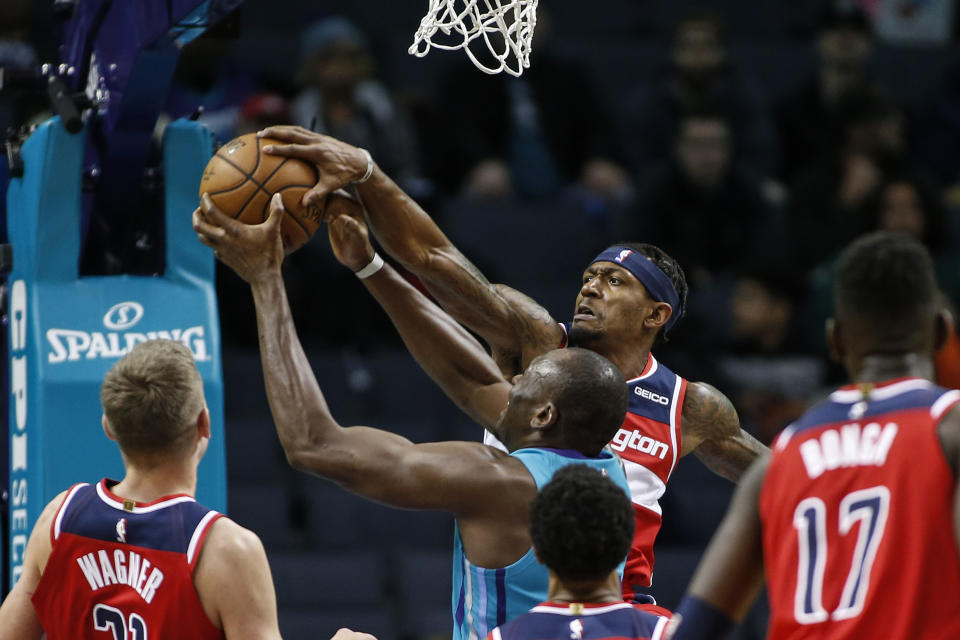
[615,249,633,263]
[569,619,584,640]
[116,518,127,543]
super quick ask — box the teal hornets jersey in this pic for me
[451,448,631,640]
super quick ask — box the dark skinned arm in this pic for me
[258,126,563,370]
[192,194,517,515]
[683,455,769,622]
[325,200,509,428]
[936,403,960,552]
[680,382,769,482]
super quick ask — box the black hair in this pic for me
[530,465,634,582]
[549,348,628,456]
[835,232,938,345]
[607,242,689,330]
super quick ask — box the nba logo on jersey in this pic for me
[615,250,633,263]
[115,518,127,543]
[569,619,584,640]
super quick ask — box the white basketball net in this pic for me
[409,0,539,77]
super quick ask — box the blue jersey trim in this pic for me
[496,568,507,626]
[790,386,949,436]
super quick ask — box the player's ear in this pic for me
[101,414,117,442]
[645,302,672,330]
[826,317,843,363]
[197,405,211,440]
[531,402,557,431]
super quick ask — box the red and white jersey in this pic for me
[485,330,686,601]
[759,378,960,640]
[32,479,225,640]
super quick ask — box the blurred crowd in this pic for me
[4,0,960,446]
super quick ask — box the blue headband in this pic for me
[590,247,682,334]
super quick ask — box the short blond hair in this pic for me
[100,340,204,457]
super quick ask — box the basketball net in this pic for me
[409,0,539,77]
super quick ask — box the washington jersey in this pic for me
[453,448,631,640]
[488,601,670,640]
[32,479,224,640]
[759,378,960,640]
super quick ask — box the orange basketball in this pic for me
[199,133,325,252]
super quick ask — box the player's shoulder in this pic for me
[679,380,738,438]
[202,516,264,559]
[784,379,956,440]
[28,487,71,544]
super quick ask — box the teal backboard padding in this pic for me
[6,117,226,589]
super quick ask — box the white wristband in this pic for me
[354,148,374,184]
[355,252,384,279]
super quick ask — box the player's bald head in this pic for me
[535,348,627,455]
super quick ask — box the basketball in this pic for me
[198,133,325,252]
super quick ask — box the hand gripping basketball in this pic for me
[258,126,374,211]
[193,193,285,285]
[198,132,327,252]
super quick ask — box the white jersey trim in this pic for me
[666,375,682,478]
[651,615,670,640]
[626,354,659,383]
[529,602,637,616]
[54,483,89,540]
[491,628,502,640]
[96,482,195,514]
[774,425,796,452]
[187,510,220,565]
[483,429,508,452]
[931,389,960,420]
[622,458,666,516]
[829,378,933,404]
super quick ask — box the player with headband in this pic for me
[257,126,768,608]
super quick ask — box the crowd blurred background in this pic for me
[3,0,960,638]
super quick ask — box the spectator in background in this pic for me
[291,16,427,199]
[164,28,260,143]
[623,9,776,179]
[717,269,822,445]
[627,111,783,287]
[775,2,873,181]
[430,11,629,201]
[788,86,910,271]
[0,0,45,133]
[806,174,960,384]
[234,92,290,136]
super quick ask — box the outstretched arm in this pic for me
[936,402,960,553]
[668,456,769,640]
[325,195,509,428]
[680,382,769,482]
[258,126,563,369]
[193,193,516,512]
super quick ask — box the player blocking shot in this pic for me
[0,340,283,640]
[253,125,767,607]
[192,193,635,640]
[667,232,960,640]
